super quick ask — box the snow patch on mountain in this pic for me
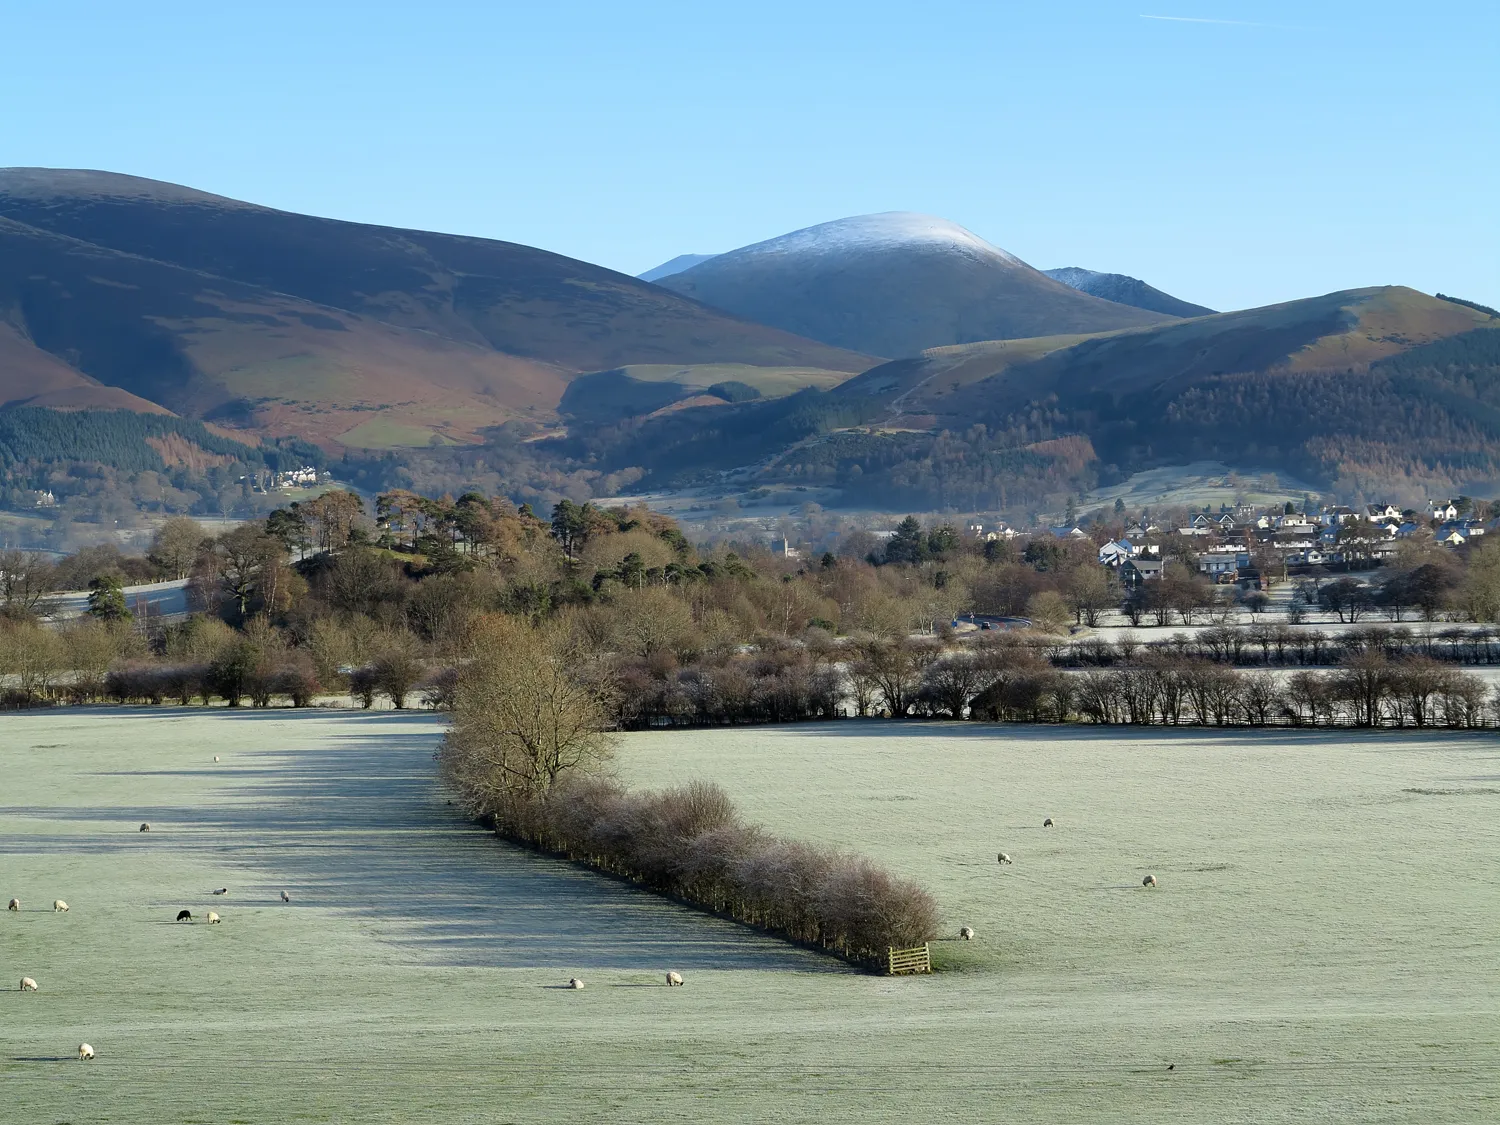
[716,212,1026,268]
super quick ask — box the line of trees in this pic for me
[602,634,1500,731]
[1053,624,1500,668]
[8,486,1500,733]
[438,618,937,967]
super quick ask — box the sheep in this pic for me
[53,900,68,912]
[139,823,151,833]
[206,911,220,924]
[20,976,38,992]
[211,888,228,896]
[78,1043,95,1060]
[280,891,291,903]
[1043,818,1054,828]
[7,898,17,912]
[997,852,1013,865]
[176,909,192,922]
[959,926,975,940]
[666,971,683,987]
[213,756,219,762]
[1142,874,1158,888]
[568,977,585,990]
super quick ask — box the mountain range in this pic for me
[3,168,1498,505]
[0,169,869,447]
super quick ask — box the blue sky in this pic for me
[3,1,1495,311]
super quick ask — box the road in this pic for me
[43,578,192,622]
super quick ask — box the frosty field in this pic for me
[2,711,1498,1123]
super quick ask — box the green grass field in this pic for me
[3,711,1498,1123]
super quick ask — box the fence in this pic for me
[886,943,931,975]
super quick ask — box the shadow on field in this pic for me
[24,711,838,973]
[779,718,1500,753]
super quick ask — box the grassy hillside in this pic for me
[566,287,1500,506]
[0,169,872,450]
[557,363,854,425]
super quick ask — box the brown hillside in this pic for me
[0,165,870,399]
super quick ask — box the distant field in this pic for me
[1079,459,1319,516]
[611,362,854,397]
[2,712,1498,1123]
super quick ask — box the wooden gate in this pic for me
[886,943,931,975]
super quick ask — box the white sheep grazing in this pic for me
[1043,818,1054,828]
[280,891,291,903]
[20,976,38,992]
[213,756,220,762]
[139,823,150,833]
[959,926,975,940]
[207,911,221,924]
[53,900,68,912]
[666,971,683,986]
[7,898,17,912]
[78,1043,95,1060]
[211,888,227,896]
[568,977,585,990]
[1142,874,1158,888]
[997,852,1013,865]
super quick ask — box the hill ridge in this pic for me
[0,168,873,448]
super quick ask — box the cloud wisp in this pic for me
[1139,14,1267,26]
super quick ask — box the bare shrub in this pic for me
[271,659,320,707]
[348,665,378,709]
[488,777,938,968]
[372,648,424,709]
[420,666,460,711]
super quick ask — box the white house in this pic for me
[1431,500,1460,521]
[1436,520,1485,545]
[1196,550,1241,579]
[1098,539,1138,567]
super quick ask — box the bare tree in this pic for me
[1065,566,1118,628]
[148,517,208,580]
[439,617,616,811]
[1332,651,1391,727]
[920,652,992,719]
[858,637,938,718]
[0,550,55,619]
[210,527,287,620]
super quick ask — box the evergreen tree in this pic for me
[86,576,132,622]
[884,517,927,565]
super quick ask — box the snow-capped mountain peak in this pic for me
[723,212,1025,267]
